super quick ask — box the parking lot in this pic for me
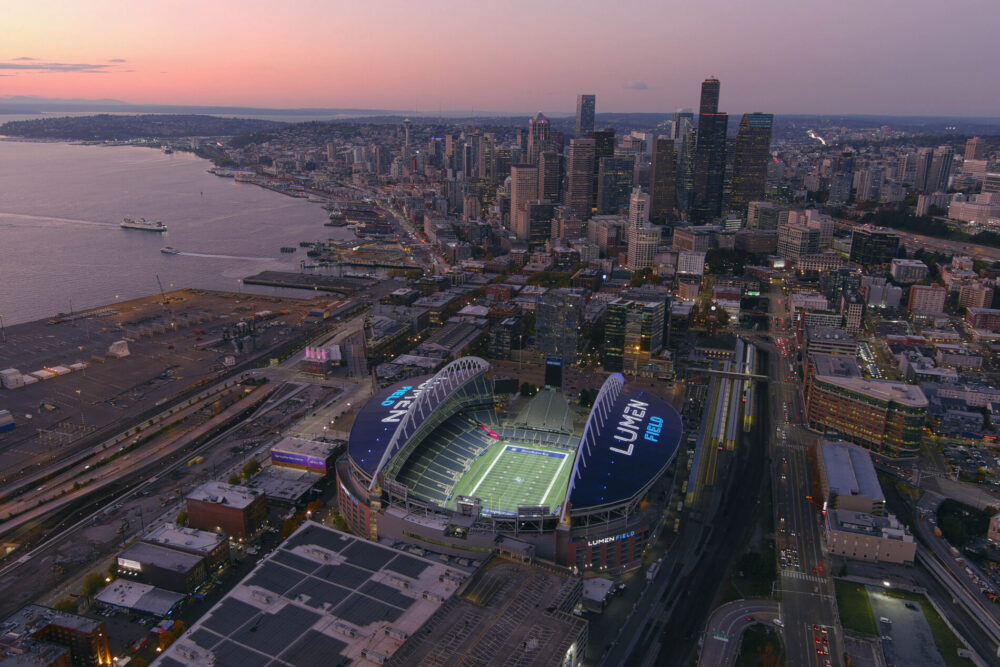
[866,586,945,667]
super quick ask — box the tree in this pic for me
[241,458,261,478]
[53,599,77,613]
[578,388,592,408]
[175,509,188,526]
[520,382,532,397]
[228,473,241,485]
[82,572,106,598]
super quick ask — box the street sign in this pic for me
[712,632,729,642]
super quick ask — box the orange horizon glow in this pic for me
[2,0,998,115]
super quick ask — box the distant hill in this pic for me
[0,114,285,141]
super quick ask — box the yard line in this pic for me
[539,452,569,509]
[469,446,506,497]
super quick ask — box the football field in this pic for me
[449,441,572,516]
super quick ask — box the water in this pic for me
[0,140,357,324]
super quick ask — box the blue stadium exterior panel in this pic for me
[568,385,682,511]
[347,375,434,476]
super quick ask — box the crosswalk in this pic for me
[781,569,824,583]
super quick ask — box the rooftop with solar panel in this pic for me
[155,522,471,667]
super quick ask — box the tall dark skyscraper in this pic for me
[729,112,774,215]
[576,94,596,137]
[596,156,635,214]
[589,128,615,210]
[691,77,728,221]
[537,150,561,202]
[527,112,551,165]
[698,78,720,116]
[648,137,676,224]
[566,138,596,220]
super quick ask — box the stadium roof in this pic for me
[155,522,466,667]
[564,374,682,516]
[348,357,490,483]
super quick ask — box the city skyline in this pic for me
[2,0,998,116]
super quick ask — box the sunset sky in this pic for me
[3,0,997,115]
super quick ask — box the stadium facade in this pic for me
[337,357,682,573]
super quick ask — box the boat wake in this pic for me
[177,252,276,261]
[0,212,119,228]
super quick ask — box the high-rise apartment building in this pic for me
[627,187,650,227]
[691,78,728,221]
[536,288,587,365]
[510,164,539,240]
[729,113,773,214]
[965,136,984,160]
[603,299,665,373]
[575,94,596,138]
[913,147,934,193]
[566,138,596,220]
[627,225,661,271]
[926,145,954,193]
[649,136,676,224]
[907,284,947,315]
[856,167,884,202]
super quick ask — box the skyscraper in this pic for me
[596,156,635,214]
[648,136,676,224]
[672,109,694,139]
[966,136,984,160]
[589,128,615,211]
[691,78,728,221]
[527,112,551,165]
[575,94,596,138]
[628,188,650,227]
[926,145,954,193]
[537,150,561,202]
[729,113,774,214]
[913,147,934,193]
[603,299,665,373]
[566,138,596,220]
[510,164,539,239]
[536,288,587,365]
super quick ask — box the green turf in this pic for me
[834,579,878,636]
[448,441,573,516]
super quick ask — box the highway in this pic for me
[836,219,1000,262]
[699,599,780,666]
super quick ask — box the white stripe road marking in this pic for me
[780,569,824,583]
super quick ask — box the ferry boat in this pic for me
[121,217,167,232]
[160,247,181,255]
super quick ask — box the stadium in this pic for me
[336,357,683,572]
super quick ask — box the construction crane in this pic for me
[155,274,169,307]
